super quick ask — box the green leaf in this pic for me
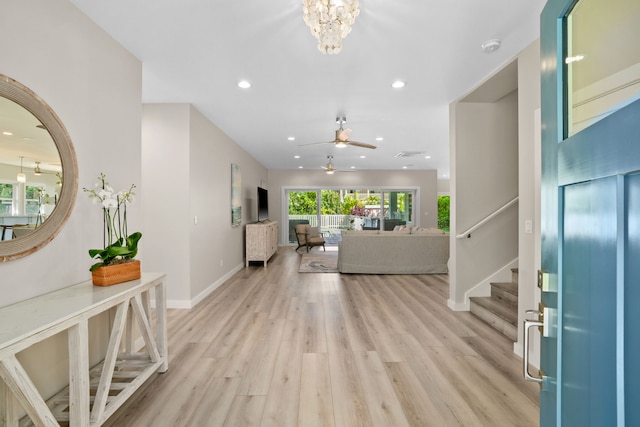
[89,261,105,272]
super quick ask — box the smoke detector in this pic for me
[481,39,501,53]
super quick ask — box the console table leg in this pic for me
[0,379,20,427]
[156,280,168,372]
[0,356,58,426]
[68,320,90,427]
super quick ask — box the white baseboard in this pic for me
[464,258,518,301]
[162,262,245,309]
[190,262,244,308]
[166,299,192,309]
[447,299,468,311]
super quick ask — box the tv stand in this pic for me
[246,221,278,266]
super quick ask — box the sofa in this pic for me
[337,228,449,274]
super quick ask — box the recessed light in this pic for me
[376,137,384,141]
[402,166,409,169]
[298,166,304,169]
[359,155,366,159]
[350,166,356,169]
[425,155,431,159]
[294,155,300,159]
[288,136,295,141]
[391,80,406,89]
[2,131,13,136]
[237,80,251,89]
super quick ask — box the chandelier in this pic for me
[302,0,360,54]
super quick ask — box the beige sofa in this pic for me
[337,229,450,274]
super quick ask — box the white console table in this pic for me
[0,272,167,426]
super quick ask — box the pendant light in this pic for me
[17,156,26,183]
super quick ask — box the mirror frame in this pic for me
[0,74,78,262]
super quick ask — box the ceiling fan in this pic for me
[29,161,59,176]
[300,117,377,150]
[321,155,355,174]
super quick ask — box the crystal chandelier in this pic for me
[302,0,360,54]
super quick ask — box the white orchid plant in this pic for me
[83,173,141,271]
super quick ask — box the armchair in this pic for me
[295,224,326,253]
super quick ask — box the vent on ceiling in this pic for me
[394,151,425,158]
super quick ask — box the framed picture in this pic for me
[231,163,241,226]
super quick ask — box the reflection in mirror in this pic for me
[0,75,77,262]
[567,0,640,136]
[0,97,62,240]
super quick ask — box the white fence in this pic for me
[288,214,353,229]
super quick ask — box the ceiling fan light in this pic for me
[326,170,335,175]
[336,141,347,148]
[17,156,26,183]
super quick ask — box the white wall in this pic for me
[0,0,142,403]
[515,40,542,364]
[142,104,268,308]
[141,104,191,303]
[449,91,519,309]
[437,179,450,194]
[188,106,267,303]
[268,169,438,244]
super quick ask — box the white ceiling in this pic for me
[69,0,546,177]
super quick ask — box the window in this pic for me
[0,183,12,215]
[285,187,418,243]
[438,195,450,232]
[0,182,49,216]
[25,185,42,215]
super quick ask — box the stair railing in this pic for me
[455,196,519,239]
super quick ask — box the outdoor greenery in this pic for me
[438,195,450,232]
[321,190,341,214]
[288,191,318,215]
[0,183,12,199]
[288,190,405,215]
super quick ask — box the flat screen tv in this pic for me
[257,187,269,222]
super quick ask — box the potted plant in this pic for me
[83,173,142,286]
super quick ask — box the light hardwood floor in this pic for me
[106,247,539,427]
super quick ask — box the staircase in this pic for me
[469,268,518,341]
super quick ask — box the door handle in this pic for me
[523,319,544,383]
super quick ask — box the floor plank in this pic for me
[105,247,539,426]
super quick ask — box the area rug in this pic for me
[298,252,339,273]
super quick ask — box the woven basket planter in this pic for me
[92,260,141,287]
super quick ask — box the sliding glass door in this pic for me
[382,191,413,230]
[287,191,317,243]
[286,187,418,245]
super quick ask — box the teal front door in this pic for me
[540,0,640,425]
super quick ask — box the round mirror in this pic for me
[0,74,77,262]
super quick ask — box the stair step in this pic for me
[469,296,518,341]
[491,281,518,306]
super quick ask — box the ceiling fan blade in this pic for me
[298,141,334,147]
[346,140,377,149]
